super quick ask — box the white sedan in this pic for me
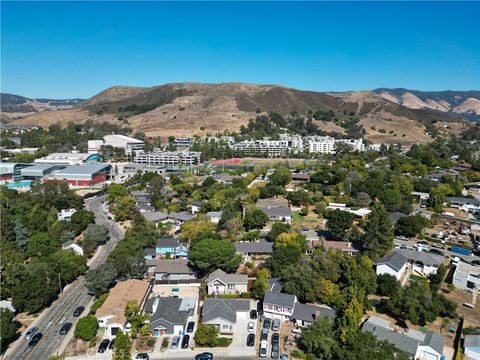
[248,321,255,333]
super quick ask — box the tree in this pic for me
[194,324,219,347]
[266,222,291,242]
[124,300,148,336]
[275,232,307,251]
[361,204,393,259]
[252,268,270,299]
[70,210,95,235]
[334,286,364,345]
[112,196,136,222]
[287,190,310,206]
[266,244,303,276]
[27,232,59,258]
[378,188,403,212]
[13,219,29,253]
[395,215,431,238]
[107,184,129,202]
[188,239,242,275]
[49,249,87,284]
[429,264,447,293]
[377,274,401,296]
[179,218,216,244]
[74,316,98,341]
[316,278,341,307]
[0,308,20,352]
[243,208,268,231]
[113,330,131,360]
[300,317,336,360]
[325,209,354,240]
[269,166,291,187]
[84,224,109,245]
[86,262,117,297]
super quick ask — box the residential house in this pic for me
[448,197,480,214]
[452,261,480,292]
[201,298,250,334]
[144,248,157,260]
[291,303,335,327]
[256,198,289,208]
[136,204,155,213]
[362,316,444,360]
[464,335,480,360]
[206,211,223,224]
[58,208,77,221]
[62,241,84,256]
[234,239,273,260]
[130,190,151,205]
[153,259,197,284]
[155,237,188,258]
[263,280,297,320]
[307,240,358,256]
[95,280,150,337]
[143,211,196,231]
[291,173,311,182]
[145,296,196,336]
[191,200,202,214]
[389,211,408,223]
[207,269,248,295]
[258,206,292,224]
[213,173,236,184]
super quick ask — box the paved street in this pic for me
[7,195,125,360]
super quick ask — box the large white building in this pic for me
[103,134,145,153]
[34,152,103,165]
[305,136,364,154]
[134,150,201,168]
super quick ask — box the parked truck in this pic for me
[450,246,471,256]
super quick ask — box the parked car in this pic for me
[471,260,480,266]
[109,338,115,350]
[98,339,110,353]
[260,330,269,342]
[272,333,279,346]
[247,334,255,347]
[271,344,279,359]
[135,353,149,360]
[250,309,257,320]
[28,333,42,347]
[59,322,72,335]
[73,306,85,317]
[187,321,195,333]
[25,327,38,341]
[259,341,268,358]
[195,352,214,360]
[248,321,255,333]
[291,328,302,336]
[172,336,180,349]
[271,319,280,332]
[430,248,444,256]
[182,334,190,349]
[263,318,271,330]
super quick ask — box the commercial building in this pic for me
[305,136,365,154]
[34,152,103,165]
[134,150,201,169]
[43,163,112,188]
[0,162,33,184]
[233,139,290,157]
[103,134,145,153]
[174,137,195,148]
[20,164,63,180]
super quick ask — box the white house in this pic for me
[57,208,77,221]
[207,269,248,295]
[263,280,297,320]
[376,252,409,281]
[62,241,84,256]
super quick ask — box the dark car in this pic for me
[181,334,190,349]
[135,354,149,360]
[247,334,255,347]
[430,248,444,256]
[471,260,480,266]
[59,322,72,335]
[73,306,85,317]
[272,333,279,346]
[271,344,279,359]
[109,338,115,350]
[250,309,257,320]
[98,339,110,353]
[260,330,269,342]
[28,333,42,347]
[263,318,271,330]
[195,352,214,360]
[187,321,195,333]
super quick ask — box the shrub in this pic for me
[240,292,251,299]
[217,337,232,347]
[90,293,108,314]
[74,316,98,341]
[291,350,306,359]
[195,324,219,347]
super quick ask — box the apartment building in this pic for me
[134,150,201,168]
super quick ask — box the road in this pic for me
[9,195,125,360]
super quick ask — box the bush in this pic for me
[90,293,108,314]
[195,324,219,347]
[74,316,98,341]
[217,337,233,347]
[219,294,239,299]
[240,292,252,299]
[291,350,306,359]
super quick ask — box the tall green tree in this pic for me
[361,204,393,259]
[86,262,117,297]
[113,331,132,360]
[269,166,291,187]
[300,317,336,360]
[188,239,242,275]
[194,324,219,347]
[334,286,364,345]
[0,309,20,352]
[325,209,354,240]
[243,208,269,231]
[252,268,270,299]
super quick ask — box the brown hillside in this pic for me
[11,82,469,144]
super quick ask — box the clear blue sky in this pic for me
[1,1,479,99]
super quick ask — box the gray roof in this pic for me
[20,164,58,176]
[448,196,480,206]
[143,211,169,223]
[171,212,195,222]
[234,239,273,254]
[149,297,189,327]
[144,248,156,255]
[130,190,150,198]
[53,163,111,176]
[202,298,250,324]
[258,206,292,218]
[362,316,444,356]
[207,269,248,286]
[396,249,444,266]
[156,237,180,248]
[292,303,335,322]
[136,204,155,212]
[389,211,408,223]
[206,211,223,219]
[376,252,408,272]
[264,290,296,309]
[154,259,194,274]
[465,335,480,348]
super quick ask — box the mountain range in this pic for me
[2,83,479,145]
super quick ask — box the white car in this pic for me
[248,321,255,333]
[259,341,268,358]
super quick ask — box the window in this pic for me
[227,284,235,290]
[222,324,230,330]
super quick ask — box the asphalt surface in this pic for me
[9,195,124,360]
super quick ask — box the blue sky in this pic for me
[1,1,479,98]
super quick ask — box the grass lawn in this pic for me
[292,211,306,226]
[217,337,233,347]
